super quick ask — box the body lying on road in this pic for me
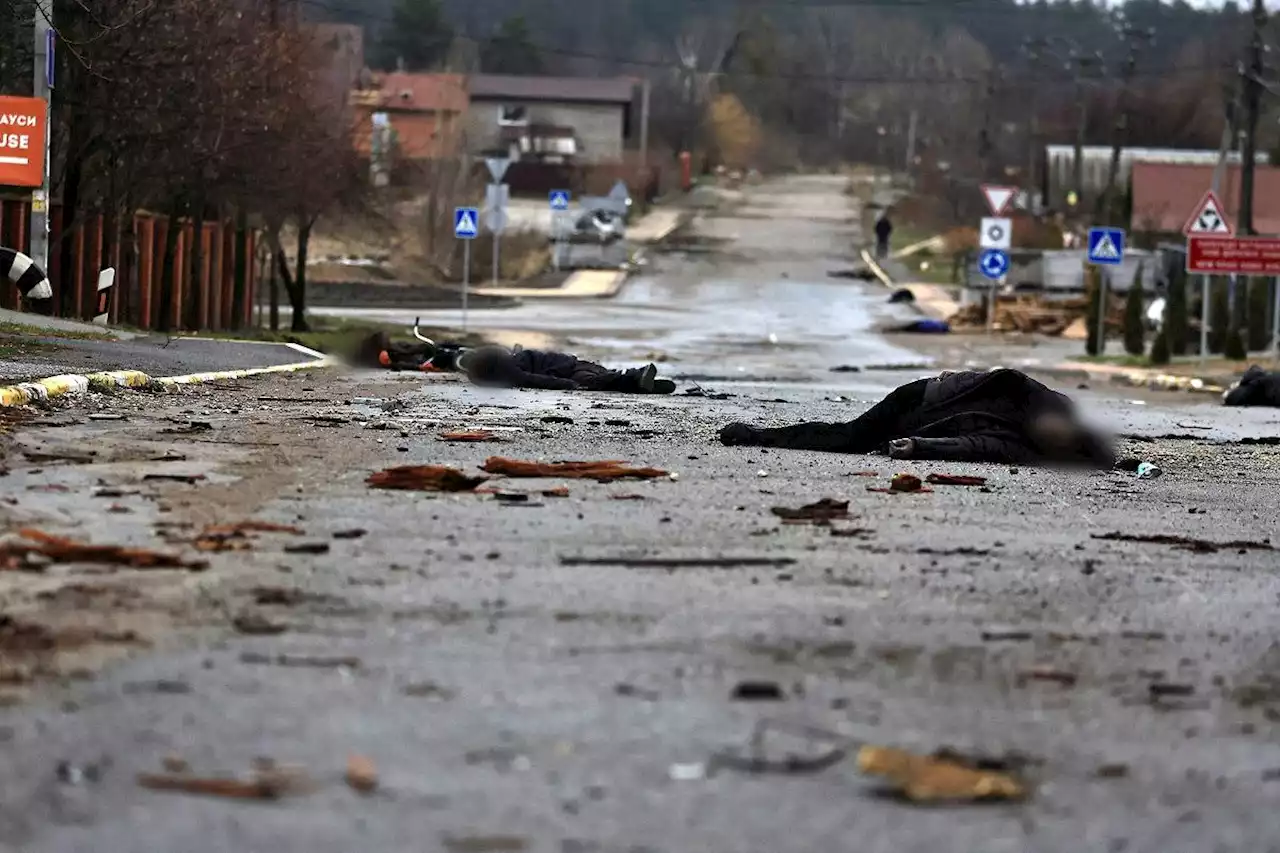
[1223,365,1280,408]
[462,346,675,394]
[719,368,1115,468]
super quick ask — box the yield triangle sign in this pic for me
[981,184,1016,215]
[1183,190,1233,236]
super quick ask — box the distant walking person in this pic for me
[874,214,893,259]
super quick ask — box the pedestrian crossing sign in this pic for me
[1087,227,1125,266]
[1182,190,1233,236]
[454,207,479,239]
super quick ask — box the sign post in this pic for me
[978,209,1012,336]
[454,207,479,330]
[549,189,571,272]
[1086,227,1126,355]
[484,182,509,287]
[30,2,53,278]
[1177,188,1228,361]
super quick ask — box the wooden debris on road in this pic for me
[771,498,851,524]
[481,457,668,481]
[437,430,506,442]
[194,521,304,553]
[926,473,988,487]
[137,763,313,800]
[3,529,207,572]
[856,745,1027,803]
[366,465,488,492]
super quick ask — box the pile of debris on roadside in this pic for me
[948,294,1124,339]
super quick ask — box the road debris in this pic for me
[1149,682,1196,698]
[541,487,570,498]
[1136,462,1163,479]
[239,652,361,669]
[1092,532,1273,554]
[668,762,707,781]
[284,542,331,555]
[614,682,661,700]
[481,457,668,481]
[232,613,289,636]
[560,556,795,569]
[137,763,312,800]
[541,415,574,424]
[142,473,206,485]
[867,473,931,494]
[3,529,208,572]
[193,521,304,553]
[438,430,506,442]
[1095,762,1130,778]
[610,494,648,501]
[366,465,488,492]
[159,421,212,435]
[23,450,96,464]
[730,680,786,701]
[856,746,1027,803]
[926,473,988,487]
[1017,666,1078,687]
[345,755,379,793]
[771,498,850,524]
[332,528,368,540]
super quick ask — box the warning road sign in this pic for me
[1183,190,1233,236]
[980,185,1016,216]
[1086,227,1125,266]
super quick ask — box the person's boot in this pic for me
[652,379,676,394]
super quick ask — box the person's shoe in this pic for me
[637,363,657,392]
[652,379,676,394]
[719,423,758,446]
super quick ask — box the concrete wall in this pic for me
[466,100,626,164]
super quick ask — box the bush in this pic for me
[1123,262,1145,356]
[1149,326,1171,365]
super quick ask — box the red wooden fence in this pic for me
[0,197,258,331]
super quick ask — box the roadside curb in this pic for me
[0,357,333,408]
[475,268,630,300]
[1028,361,1230,395]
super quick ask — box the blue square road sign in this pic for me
[1087,227,1125,266]
[549,190,571,210]
[454,207,479,239]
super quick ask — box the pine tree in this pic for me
[371,0,453,72]
[1085,265,1103,357]
[1248,276,1270,352]
[1224,321,1248,360]
[1149,326,1171,365]
[1123,262,1145,356]
[1166,266,1189,355]
[480,16,544,75]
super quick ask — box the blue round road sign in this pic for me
[979,248,1009,280]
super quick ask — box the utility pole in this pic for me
[978,67,998,181]
[30,0,52,278]
[1099,26,1155,225]
[1238,0,1266,237]
[1069,51,1103,210]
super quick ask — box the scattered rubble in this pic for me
[771,498,851,524]
[137,762,313,800]
[2,529,208,572]
[438,431,506,442]
[366,465,489,492]
[856,745,1027,803]
[344,755,379,793]
[560,555,795,569]
[926,473,987,487]
[1092,531,1273,554]
[480,457,668,481]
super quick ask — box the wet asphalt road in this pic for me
[3,176,1280,853]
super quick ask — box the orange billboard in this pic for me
[0,95,47,189]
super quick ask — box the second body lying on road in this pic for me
[719,368,1115,468]
[464,346,675,394]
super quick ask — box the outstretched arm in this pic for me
[719,421,859,452]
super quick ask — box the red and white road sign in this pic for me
[1186,235,1280,275]
[0,95,47,188]
[980,185,1016,216]
[1182,190,1233,236]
